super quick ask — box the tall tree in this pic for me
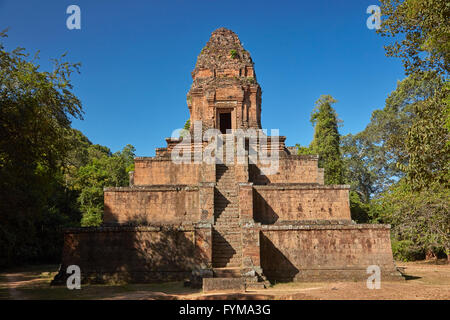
[0,31,83,266]
[72,141,136,227]
[405,80,449,190]
[379,0,450,75]
[309,95,344,185]
[0,31,137,266]
[378,1,449,260]
[342,72,444,198]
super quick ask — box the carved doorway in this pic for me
[219,112,231,134]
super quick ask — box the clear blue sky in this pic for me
[0,0,405,156]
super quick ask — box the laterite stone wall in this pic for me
[133,158,201,186]
[54,226,212,284]
[253,185,351,224]
[103,186,201,225]
[260,225,401,282]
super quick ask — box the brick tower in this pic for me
[187,27,262,133]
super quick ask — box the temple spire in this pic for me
[187,28,262,133]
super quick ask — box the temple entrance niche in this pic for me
[219,113,231,134]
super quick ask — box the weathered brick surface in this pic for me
[250,156,321,184]
[238,183,253,223]
[103,186,201,225]
[188,28,262,132]
[241,224,261,268]
[134,158,201,185]
[199,183,215,223]
[54,225,212,284]
[260,225,401,282]
[203,278,245,293]
[253,185,351,223]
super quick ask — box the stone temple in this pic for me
[53,28,402,290]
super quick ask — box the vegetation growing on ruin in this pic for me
[229,49,238,59]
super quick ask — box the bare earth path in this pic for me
[0,261,449,300]
[3,274,24,299]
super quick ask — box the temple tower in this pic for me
[187,28,262,133]
[54,28,402,290]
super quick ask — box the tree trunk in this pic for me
[425,249,436,260]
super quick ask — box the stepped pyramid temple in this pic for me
[54,28,402,290]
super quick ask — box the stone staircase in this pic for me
[207,138,269,291]
[212,163,242,268]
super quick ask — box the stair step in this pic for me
[213,233,241,237]
[213,235,241,240]
[213,268,242,278]
[212,259,242,263]
[215,221,240,224]
[213,229,241,233]
[212,246,240,251]
[213,231,241,234]
[213,249,241,254]
[215,215,239,219]
[213,251,241,255]
[215,211,239,214]
[213,241,241,246]
[213,246,241,251]
[213,238,241,242]
[213,262,242,268]
[212,255,242,260]
[245,282,267,290]
[213,234,241,238]
[213,244,241,248]
[215,215,239,218]
[213,235,241,239]
[213,253,241,259]
[214,225,240,229]
[212,258,242,264]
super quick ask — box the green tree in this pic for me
[309,95,344,184]
[295,144,313,155]
[379,0,450,75]
[376,2,449,258]
[341,72,444,199]
[74,144,135,227]
[0,31,83,266]
[405,80,449,190]
[377,180,449,260]
[0,31,137,266]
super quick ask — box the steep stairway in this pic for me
[212,163,242,268]
[210,137,269,290]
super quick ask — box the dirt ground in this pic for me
[0,261,449,300]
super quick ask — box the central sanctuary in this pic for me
[54,28,402,290]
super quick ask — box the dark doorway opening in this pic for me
[219,112,231,134]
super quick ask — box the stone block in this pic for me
[203,278,245,293]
